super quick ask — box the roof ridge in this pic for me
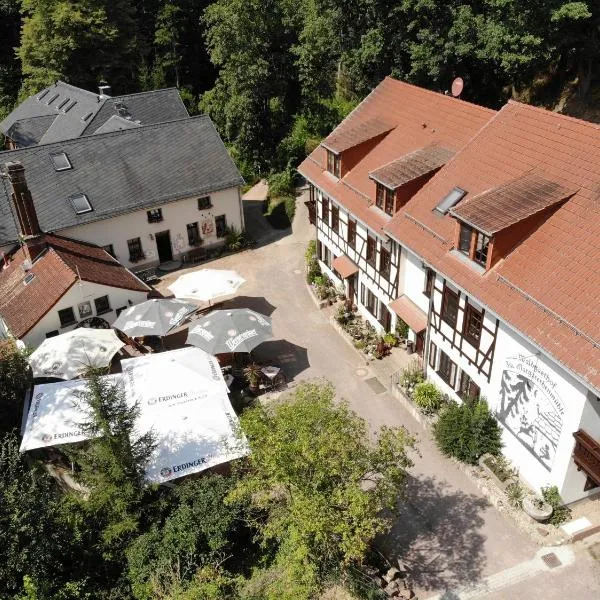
[112,87,180,100]
[53,80,102,100]
[383,76,496,115]
[506,99,600,130]
[0,114,210,156]
[11,114,60,124]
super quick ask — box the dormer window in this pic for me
[326,150,341,178]
[457,222,490,268]
[375,182,395,215]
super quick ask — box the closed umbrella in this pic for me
[29,329,125,380]
[186,309,273,354]
[168,269,245,303]
[112,298,197,338]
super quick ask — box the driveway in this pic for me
[156,191,600,599]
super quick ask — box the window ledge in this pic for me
[449,249,486,274]
[96,308,112,316]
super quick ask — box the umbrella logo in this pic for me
[227,329,238,337]
[42,433,52,443]
[148,397,157,406]
[51,362,61,371]
[160,467,172,478]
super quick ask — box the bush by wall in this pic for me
[284,196,296,223]
[433,397,502,464]
[412,382,444,415]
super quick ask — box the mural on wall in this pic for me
[496,353,564,471]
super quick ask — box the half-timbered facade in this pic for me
[300,77,600,503]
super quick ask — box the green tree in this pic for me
[65,371,155,562]
[0,0,21,120]
[0,339,31,434]
[230,381,416,598]
[126,475,245,600]
[0,433,68,599]
[18,0,139,97]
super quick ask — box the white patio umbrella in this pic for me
[168,269,245,303]
[29,328,125,380]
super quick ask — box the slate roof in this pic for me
[0,234,149,338]
[82,89,188,135]
[6,115,58,147]
[298,77,494,236]
[385,101,600,394]
[0,115,244,246]
[370,145,455,190]
[450,171,578,235]
[92,115,141,134]
[0,81,188,147]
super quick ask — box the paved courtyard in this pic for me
[156,190,600,599]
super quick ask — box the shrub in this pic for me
[305,240,316,264]
[267,169,295,199]
[398,360,425,392]
[284,196,296,223]
[224,226,246,251]
[506,481,524,509]
[412,382,444,415]
[433,397,503,464]
[483,454,516,483]
[395,319,409,340]
[383,333,398,347]
[541,485,572,526]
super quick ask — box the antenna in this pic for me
[451,77,464,98]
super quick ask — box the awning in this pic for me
[332,255,359,279]
[389,295,427,333]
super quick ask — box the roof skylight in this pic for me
[63,100,77,113]
[46,93,59,106]
[50,152,72,171]
[69,193,93,214]
[37,90,49,101]
[434,187,467,215]
[57,97,70,110]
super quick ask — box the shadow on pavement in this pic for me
[243,199,292,248]
[223,295,277,316]
[251,339,310,380]
[377,473,488,593]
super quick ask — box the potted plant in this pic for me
[243,363,262,393]
[522,494,553,522]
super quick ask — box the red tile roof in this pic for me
[298,77,495,234]
[386,101,600,393]
[450,171,578,235]
[323,116,395,154]
[332,254,359,279]
[370,145,455,190]
[0,234,149,338]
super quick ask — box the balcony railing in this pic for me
[573,429,600,487]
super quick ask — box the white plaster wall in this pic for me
[57,187,243,270]
[487,322,590,503]
[20,280,148,349]
[399,248,430,315]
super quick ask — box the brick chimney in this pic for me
[4,161,46,262]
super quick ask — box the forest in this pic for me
[0,1,599,183]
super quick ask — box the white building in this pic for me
[0,113,245,271]
[299,78,600,504]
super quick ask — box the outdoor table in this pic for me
[261,366,281,380]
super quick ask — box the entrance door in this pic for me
[416,331,425,357]
[155,230,173,263]
[347,274,356,306]
[380,306,392,332]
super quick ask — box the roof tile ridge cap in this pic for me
[385,76,496,114]
[506,99,600,130]
[54,80,101,99]
[47,237,123,268]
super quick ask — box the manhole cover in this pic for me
[355,367,369,377]
[365,377,386,395]
[541,553,562,569]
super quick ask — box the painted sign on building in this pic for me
[496,353,564,471]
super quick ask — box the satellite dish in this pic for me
[451,77,464,98]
